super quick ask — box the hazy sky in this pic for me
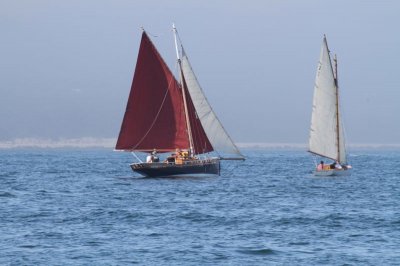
[1,0,399,144]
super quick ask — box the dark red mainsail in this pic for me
[115,32,189,151]
[116,31,214,155]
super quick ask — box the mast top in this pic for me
[172,23,181,61]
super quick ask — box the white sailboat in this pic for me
[308,36,352,176]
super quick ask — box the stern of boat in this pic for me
[314,168,352,176]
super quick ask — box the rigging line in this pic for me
[145,30,160,38]
[140,27,161,38]
[131,74,175,151]
[131,152,143,163]
[147,32,158,38]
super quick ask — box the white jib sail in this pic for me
[309,37,340,162]
[181,50,244,159]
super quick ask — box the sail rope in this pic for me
[141,27,162,38]
[131,151,143,163]
[130,74,175,151]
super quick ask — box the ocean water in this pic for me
[1,148,399,265]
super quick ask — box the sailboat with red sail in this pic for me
[115,25,244,177]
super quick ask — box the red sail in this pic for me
[115,32,189,151]
[182,74,213,154]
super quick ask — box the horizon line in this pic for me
[0,138,400,149]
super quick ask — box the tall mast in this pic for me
[173,24,194,155]
[333,53,340,162]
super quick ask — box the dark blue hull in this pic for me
[131,158,220,177]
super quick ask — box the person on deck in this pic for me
[146,153,153,163]
[317,161,324,171]
[334,161,342,169]
[152,149,159,162]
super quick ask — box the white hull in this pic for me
[313,168,352,176]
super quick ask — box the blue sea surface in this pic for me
[1,148,399,265]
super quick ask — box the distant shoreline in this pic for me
[0,138,399,150]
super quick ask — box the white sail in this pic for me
[309,37,340,161]
[181,50,244,159]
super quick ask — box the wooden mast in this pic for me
[333,54,340,163]
[173,24,195,155]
